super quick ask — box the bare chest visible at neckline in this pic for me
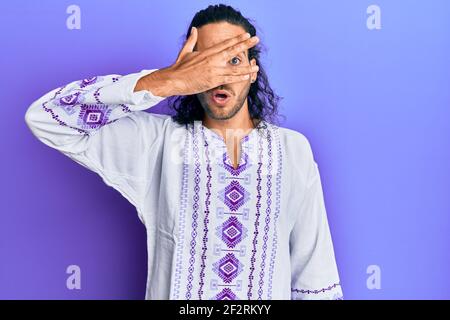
[225,138,243,170]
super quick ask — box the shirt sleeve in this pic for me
[289,141,343,300]
[24,69,168,224]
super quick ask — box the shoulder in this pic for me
[271,123,314,158]
[269,123,317,185]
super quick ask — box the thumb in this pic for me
[176,27,197,63]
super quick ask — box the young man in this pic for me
[25,4,343,300]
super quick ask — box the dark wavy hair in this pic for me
[169,4,282,127]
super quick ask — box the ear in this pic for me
[250,58,258,83]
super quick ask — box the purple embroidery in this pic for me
[247,132,263,300]
[59,93,80,105]
[198,125,212,300]
[172,125,191,299]
[216,216,247,249]
[91,80,130,113]
[221,151,250,176]
[214,288,237,300]
[93,88,102,104]
[41,86,88,135]
[213,253,243,284]
[53,91,86,115]
[120,104,131,113]
[268,125,282,299]
[291,283,342,295]
[186,123,201,300]
[77,104,111,130]
[79,76,99,88]
[218,180,250,212]
[258,128,273,299]
[204,125,252,301]
[57,93,82,115]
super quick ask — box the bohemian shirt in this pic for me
[25,69,343,300]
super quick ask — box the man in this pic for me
[25,4,343,300]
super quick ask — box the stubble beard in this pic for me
[197,85,251,121]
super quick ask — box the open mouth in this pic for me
[210,89,231,106]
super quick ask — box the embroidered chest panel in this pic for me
[170,121,283,300]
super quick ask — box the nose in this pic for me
[218,85,232,95]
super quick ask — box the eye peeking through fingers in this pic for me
[229,56,242,66]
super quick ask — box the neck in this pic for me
[202,101,257,142]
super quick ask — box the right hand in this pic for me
[138,27,260,97]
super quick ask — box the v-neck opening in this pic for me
[197,119,265,170]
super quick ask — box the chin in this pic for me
[207,106,232,119]
[209,112,232,121]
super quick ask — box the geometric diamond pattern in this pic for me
[77,104,111,129]
[217,180,250,212]
[214,288,237,300]
[216,216,247,248]
[213,253,243,283]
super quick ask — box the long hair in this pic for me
[169,4,283,127]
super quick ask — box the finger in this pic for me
[176,27,198,63]
[184,27,198,53]
[216,74,251,85]
[220,36,259,61]
[176,27,197,62]
[218,65,259,76]
[200,31,251,57]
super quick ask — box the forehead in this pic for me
[195,22,247,50]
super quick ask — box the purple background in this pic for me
[1,0,449,299]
